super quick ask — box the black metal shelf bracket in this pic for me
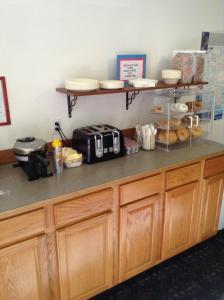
[126,91,140,110]
[67,95,77,118]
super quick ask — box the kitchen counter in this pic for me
[1,141,224,214]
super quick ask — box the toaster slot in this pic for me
[104,125,114,130]
[81,128,92,134]
[94,133,103,158]
[93,125,106,132]
[112,130,120,154]
[88,126,98,132]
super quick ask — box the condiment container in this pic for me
[52,139,63,174]
[124,137,140,155]
[64,157,83,168]
[62,147,83,168]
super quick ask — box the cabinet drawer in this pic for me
[204,155,224,178]
[0,209,45,247]
[166,163,201,190]
[120,175,161,206]
[54,188,113,227]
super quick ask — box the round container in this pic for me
[65,78,99,91]
[99,80,124,89]
[64,157,83,168]
[161,69,182,84]
[62,147,83,168]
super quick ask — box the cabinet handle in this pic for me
[194,115,199,126]
[188,116,193,129]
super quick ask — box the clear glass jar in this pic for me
[172,50,195,84]
[193,51,206,83]
[137,88,215,151]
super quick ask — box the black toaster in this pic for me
[72,124,125,164]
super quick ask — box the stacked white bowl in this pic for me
[162,70,182,84]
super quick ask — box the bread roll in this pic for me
[181,115,197,126]
[185,100,203,112]
[192,126,203,137]
[157,130,178,144]
[170,118,181,128]
[176,127,190,141]
[151,106,163,113]
[156,118,181,129]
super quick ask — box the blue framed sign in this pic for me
[116,54,147,83]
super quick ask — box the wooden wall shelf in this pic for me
[56,81,208,118]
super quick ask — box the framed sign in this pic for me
[117,54,146,83]
[0,77,11,126]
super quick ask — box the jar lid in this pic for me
[52,139,62,148]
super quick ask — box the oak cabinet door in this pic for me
[119,195,161,281]
[0,236,50,300]
[162,182,200,260]
[199,174,224,241]
[56,213,114,300]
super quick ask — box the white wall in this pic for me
[0,0,224,149]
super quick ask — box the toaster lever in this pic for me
[94,134,103,158]
[112,130,120,154]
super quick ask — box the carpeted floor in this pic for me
[92,230,224,300]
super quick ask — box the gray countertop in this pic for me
[1,141,224,214]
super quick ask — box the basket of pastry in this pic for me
[155,114,204,146]
[156,126,203,144]
[185,100,203,112]
[155,118,182,130]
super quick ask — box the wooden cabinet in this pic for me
[0,154,224,299]
[204,155,224,178]
[166,163,201,190]
[162,182,200,259]
[0,236,50,300]
[56,213,114,300]
[120,175,161,206]
[54,189,113,227]
[0,209,45,248]
[198,174,224,241]
[119,195,161,281]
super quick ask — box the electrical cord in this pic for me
[55,122,68,139]
[55,122,71,147]
[55,128,68,146]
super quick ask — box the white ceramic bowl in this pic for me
[99,80,124,89]
[65,78,99,91]
[162,69,182,79]
[162,70,181,84]
[163,78,180,84]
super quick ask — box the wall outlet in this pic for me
[52,119,61,135]
[54,121,60,130]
